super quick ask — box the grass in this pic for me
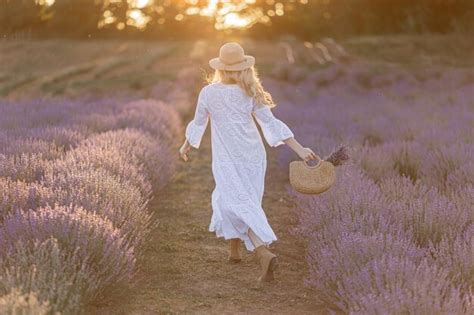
[344,34,474,68]
[0,39,180,98]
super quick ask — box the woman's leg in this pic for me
[248,228,265,248]
[247,228,278,282]
[228,238,242,263]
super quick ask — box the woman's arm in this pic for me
[251,103,318,161]
[179,87,209,162]
[283,137,319,161]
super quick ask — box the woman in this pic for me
[179,42,318,282]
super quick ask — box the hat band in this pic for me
[220,57,247,66]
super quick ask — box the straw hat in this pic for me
[209,42,255,71]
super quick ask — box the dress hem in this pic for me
[209,219,277,252]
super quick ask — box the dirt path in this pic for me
[84,39,325,314]
[89,117,324,315]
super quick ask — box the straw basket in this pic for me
[289,156,335,194]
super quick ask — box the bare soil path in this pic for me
[81,39,326,314]
[90,111,324,315]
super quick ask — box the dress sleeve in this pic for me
[252,101,294,147]
[185,87,210,149]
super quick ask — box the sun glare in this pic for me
[37,0,303,31]
[221,12,251,29]
[200,0,271,30]
[132,0,151,9]
[127,9,151,29]
[35,0,55,6]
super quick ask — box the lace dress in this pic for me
[185,82,294,251]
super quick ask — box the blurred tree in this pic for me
[1,0,42,34]
[1,0,473,39]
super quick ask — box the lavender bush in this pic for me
[0,237,99,314]
[0,137,64,160]
[432,225,474,294]
[0,177,53,221]
[271,64,474,313]
[0,153,50,182]
[0,206,135,294]
[81,128,175,191]
[115,99,181,144]
[0,96,182,313]
[55,139,152,197]
[342,257,468,314]
[42,165,152,249]
[22,126,86,150]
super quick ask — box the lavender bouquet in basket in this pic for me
[324,145,350,166]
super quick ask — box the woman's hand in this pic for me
[179,140,191,162]
[283,137,319,161]
[297,147,319,161]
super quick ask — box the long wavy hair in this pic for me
[207,66,276,108]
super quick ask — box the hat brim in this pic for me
[209,55,255,71]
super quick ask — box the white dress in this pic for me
[185,82,294,251]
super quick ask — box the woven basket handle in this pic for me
[304,154,322,169]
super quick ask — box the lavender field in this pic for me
[0,36,473,314]
[0,96,182,312]
[269,38,474,313]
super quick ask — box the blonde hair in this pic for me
[207,66,276,108]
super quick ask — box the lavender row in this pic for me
[0,98,181,314]
[268,64,474,313]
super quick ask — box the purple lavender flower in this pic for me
[324,145,350,166]
[277,65,474,313]
[0,205,136,297]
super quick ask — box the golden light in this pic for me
[186,7,200,15]
[35,0,55,6]
[127,9,151,29]
[220,13,251,29]
[200,0,219,17]
[132,0,152,9]
[38,0,306,31]
[103,10,116,24]
[198,0,270,30]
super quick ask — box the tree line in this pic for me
[1,0,473,39]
